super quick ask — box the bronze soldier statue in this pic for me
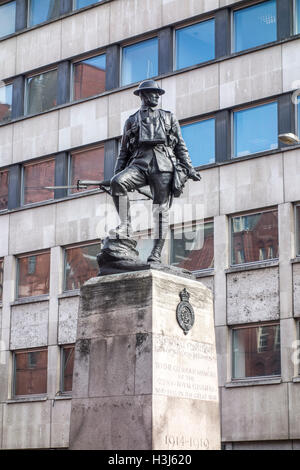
[110,79,201,264]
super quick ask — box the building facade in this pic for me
[0,0,300,450]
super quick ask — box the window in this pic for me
[170,221,214,272]
[61,345,75,393]
[181,118,215,166]
[121,38,158,87]
[231,209,278,265]
[13,348,48,397]
[64,243,100,291]
[233,0,277,52]
[23,158,55,205]
[73,54,106,101]
[233,102,278,158]
[0,84,12,123]
[74,0,103,9]
[69,146,105,194]
[28,0,60,27]
[296,0,300,34]
[0,1,16,38]
[232,324,281,379]
[0,168,9,211]
[175,19,215,70]
[0,259,3,302]
[136,236,154,263]
[17,251,50,298]
[26,69,58,115]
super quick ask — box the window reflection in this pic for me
[233,0,277,52]
[14,348,48,396]
[231,210,278,265]
[296,0,300,34]
[175,19,215,70]
[171,222,214,271]
[0,84,13,123]
[23,159,55,205]
[29,0,60,26]
[0,169,9,211]
[70,146,105,193]
[233,102,278,157]
[61,345,75,393]
[74,0,102,10]
[0,1,16,39]
[73,54,106,101]
[26,70,58,115]
[121,38,158,87]
[181,119,215,166]
[64,243,100,291]
[232,324,281,379]
[17,252,50,298]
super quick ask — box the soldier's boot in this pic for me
[147,238,165,264]
[112,195,132,237]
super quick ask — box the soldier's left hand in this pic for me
[189,169,201,181]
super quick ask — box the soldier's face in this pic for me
[140,91,160,107]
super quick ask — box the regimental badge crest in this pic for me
[176,288,195,335]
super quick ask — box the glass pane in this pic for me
[27,69,58,115]
[121,38,158,87]
[18,252,50,298]
[234,0,277,52]
[15,349,48,396]
[62,346,75,393]
[23,159,55,205]
[232,325,281,379]
[231,210,278,265]
[65,244,100,291]
[29,0,60,26]
[0,169,9,210]
[0,1,16,38]
[136,238,154,263]
[0,84,13,123]
[70,146,105,194]
[171,222,214,271]
[75,0,102,9]
[73,54,106,100]
[176,19,215,70]
[181,119,215,166]
[0,259,3,302]
[296,0,300,34]
[234,102,278,157]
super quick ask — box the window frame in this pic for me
[231,0,278,53]
[231,99,279,159]
[12,347,48,398]
[63,240,100,292]
[0,81,13,124]
[180,115,216,168]
[60,344,75,395]
[231,321,281,381]
[21,156,56,207]
[0,166,9,212]
[70,51,106,102]
[170,219,214,274]
[24,67,58,116]
[294,0,300,35]
[173,15,216,72]
[229,207,279,267]
[16,250,51,300]
[67,144,105,195]
[0,0,17,40]
[27,0,60,28]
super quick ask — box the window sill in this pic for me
[225,377,281,388]
[225,259,279,274]
[11,295,50,306]
[195,268,214,278]
[53,394,72,400]
[7,395,48,404]
[292,376,300,383]
[291,258,300,265]
[58,290,80,299]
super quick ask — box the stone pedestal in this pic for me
[69,268,221,450]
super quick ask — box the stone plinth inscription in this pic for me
[153,334,218,402]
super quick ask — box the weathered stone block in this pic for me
[58,296,79,344]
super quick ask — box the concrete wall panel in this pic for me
[0,125,13,167]
[220,154,284,215]
[58,97,108,151]
[110,0,162,43]
[283,150,300,204]
[9,204,56,254]
[58,296,79,344]
[222,384,288,442]
[16,22,62,75]
[293,263,300,317]
[0,215,9,257]
[161,65,219,120]
[108,87,142,138]
[227,267,280,325]
[2,401,51,449]
[51,398,71,448]
[220,46,282,108]
[0,37,17,80]
[61,5,110,59]
[13,112,59,163]
[10,301,49,349]
[162,0,218,25]
[282,39,300,93]
[288,383,300,439]
[197,276,214,293]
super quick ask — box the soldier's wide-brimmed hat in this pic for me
[133,80,165,96]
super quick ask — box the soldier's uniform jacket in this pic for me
[115,106,194,179]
